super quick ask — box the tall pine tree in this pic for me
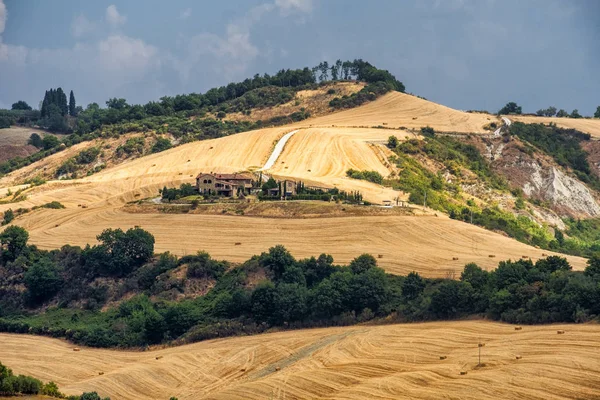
[69,90,76,116]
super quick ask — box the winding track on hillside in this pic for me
[260,129,299,170]
[2,321,600,400]
[0,95,588,276]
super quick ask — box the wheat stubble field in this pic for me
[2,321,600,399]
[509,115,600,138]
[0,96,588,277]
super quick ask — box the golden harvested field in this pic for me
[509,115,600,138]
[6,210,587,277]
[2,320,600,400]
[299,91,499,133]
[268,127,411,202]
[0,118,587,277]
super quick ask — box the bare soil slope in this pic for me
[509,115,600,138]
[2,321,599,400]
[299,92,499,133]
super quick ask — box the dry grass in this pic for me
[297,91,499,133]
[2,320,600,399]
[0,126,61,147]
[0,123,587,277]
[508,115,600,138]
[267,127,412,202]
[225,82,365,123]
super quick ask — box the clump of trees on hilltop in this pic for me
[0,60,404,176]
[0,226,600,349]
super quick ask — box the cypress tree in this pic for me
[56,88,68,116]
[41,90,49,117]
[69,90,76,116]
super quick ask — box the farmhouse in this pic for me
[196,172,254,198]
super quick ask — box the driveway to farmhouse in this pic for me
[260,129,300,170]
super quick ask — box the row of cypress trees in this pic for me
[40,87,76,117]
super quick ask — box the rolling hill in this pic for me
[0,92,591,276]
[508,115,600,138]
[2,321,599,399]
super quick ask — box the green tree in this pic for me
[430,280,474,318]
[2,209,14,226]
[594,106,600,118]
[349,254,377,274]
[28,133,43,148]
[535,256,571,274]
[41,381,63,397]
[584,254,600,278]
[0,225,29,262]
[420,126,435,137]
[570,109,583,119]
[69,90,77,116]
[11,100,32,110]
[272,283,308,323]
[261,177,278,194]
[106,98,129,110]
[387,135,399,149]
[24,258,63,304]
[498,102,522,115]
[556,109,569,118]
[251,281,277,322]
[55,88,68,116]
[402,271,425,300]
[460,263,489,290]
[260,245,295,279]
[90,227,155,276]
[152,137,172,153]
[42,134,60,149]
[79,392,111,400]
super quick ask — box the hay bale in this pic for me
[460,371,467,375]
[275,367,281,371]
[542,253,548,257]
[452,257,459,261]
[73,348,80,352]
[439,356,447,360]
[156,356,163,360]
[234,242,242,246]
[488,254,495,258]
[515,326,522,331]
[240,368,246,372]
[98,372,104,375]
[478,343,485,347]
[378,254,383,259]
[515,355,522,360]
[557,330,565,335]
[522,255,529,259]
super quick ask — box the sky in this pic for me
[0,0,598,114]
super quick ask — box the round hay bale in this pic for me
[98,372,104,375]
[460,371,467,375]
[557,330,565,334]
[515,326,522,331]
[439,356,447,360]
[515,355,522,360]
[275,367,281,371]
[155,355,163,360]
[488,254,495,258]
[452,257,459,261]
[73,348,80,352]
